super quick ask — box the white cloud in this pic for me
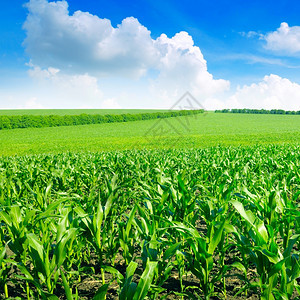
[16,1,300,111]
[263,22,300,55]
[0,63,108,109]
[26,64,108,108]
[100,98,121,109]
[151,32,230,104]
[27,62,60,79]
[23,0,159,78]
[0,91,47,110]
[22,0,229,108]
[22,97,45,109]
[226,74,300,110]
[240,31,261,38]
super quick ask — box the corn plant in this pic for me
[0,145,299,299]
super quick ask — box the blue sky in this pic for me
[1,0,300,109]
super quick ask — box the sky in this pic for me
[1,0,300,110]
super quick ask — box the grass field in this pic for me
[0,110,299,299]
[0,109,166,116]
[1,112,300,156]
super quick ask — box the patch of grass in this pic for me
[1,112,300,156]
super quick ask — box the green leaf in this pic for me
[268,258,286,278]
[0,211,11,226]
[208,219,226,254]
[60,269,73,300]
[256,220,268,243]
[283,234,300,258]
[104,265,124,282]
[231,262,247,277]
[224,223,237,234]
[163,242,182,260]
[125,261,138,280]
[46,295,59,300]
[126,205,137,237]
[93,283,109,300]
[104,193,114,219]
[55,228,77,269]
[94,198,103,248]
[133,261,158,300]
[0,245,6,265]
[171,222,200,239]
[127,282,138,299]
[37,198,65,220]
[120,261,138,300]
[26,233,44,262]
[230,200,255,226]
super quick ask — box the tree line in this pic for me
[0,110,204,130]
[215,108,300,115]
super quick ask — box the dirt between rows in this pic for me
[2,248,262,300]
[1,221,298,299]
[3,267,261,299]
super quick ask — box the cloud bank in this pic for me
[22,0,229,107]
[10,1,299,110]
[228,74,300,110]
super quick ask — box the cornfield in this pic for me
[0,145,299,299]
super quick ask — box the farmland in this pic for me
[1,112,300,156]
[0,111,300,299]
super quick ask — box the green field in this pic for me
[1,112,300,156]
[0,110,299,299]
[0,146,299,299]
[0,109,166,116]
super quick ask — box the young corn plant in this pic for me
[119,259,158,300]
[74,176,119,286]
[0,205,36,299]
[171,218,228,300]
[230,199,300,299]
[15,220,77,298]
[132,200,176,289]
[1,145,300,299]
[0,242,11,299]
[119,205,138,265]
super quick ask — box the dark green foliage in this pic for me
[0,110,204,130]
[215,108,300,115]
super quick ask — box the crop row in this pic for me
[0,145,299,299]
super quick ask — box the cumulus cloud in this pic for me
[24,64,110,108]
[152,32,230,102]
[20,1,300,111]
[23,0,159,77]
[27,62,60,79]
[227,74,300,110]
[23,0,229,106]
[263,22,300,55]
